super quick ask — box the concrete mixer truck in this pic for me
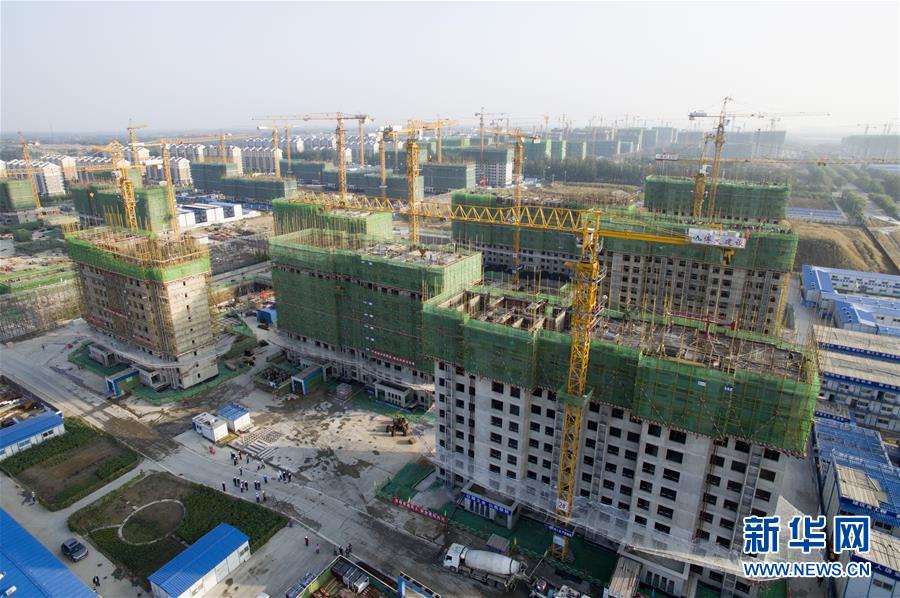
[442,543,527,591]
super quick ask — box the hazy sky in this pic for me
[2,1,898,136]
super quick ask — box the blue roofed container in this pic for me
[217,403,252,433]
[148,523,250,598]
[0,508,95,598]
[0,411,65,461]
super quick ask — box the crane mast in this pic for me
[126,121,148,166]
[17,132,41,210]
[486,127,537,286]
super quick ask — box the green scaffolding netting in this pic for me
[422,288,818,453]
[0,180,37,211]
[270,230,482,370]
[272,201,393,238]
[644,175,790,222]
[449,192,798,272]
[70,184,173,232]
[65,237,210,282]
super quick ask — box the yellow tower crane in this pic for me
[287,192,746,561]
[126,120,148,166]
[433,117,457,163]
[253,118,299,173]
[144,134,237,233]
[474,109,507,162]
[656,151,900,218]
[357,115,371,167]
[687,99,831,218]
[382,119,453,244]
[256,113,370,198]
[485,127,539,287]
[254,125,281,178]
[16,132,41,209]
[90,141,138,229]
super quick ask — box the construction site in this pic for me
[64,226,219,390]
[0,110,868,598]
[447,188,797,335]
[270,227,482,407]
[0,258,81,341]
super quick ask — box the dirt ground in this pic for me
[18,436,128,500]
[868,223,900,271]
[70,472,193,532]
[792,222,895,273]
[789,195,836,209]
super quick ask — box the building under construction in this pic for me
[66,227,218,390]
[0,261,81,342]
[269,227,481,407]
[450,190,796,335]
[424,284,818,597]
[268,184,817,596]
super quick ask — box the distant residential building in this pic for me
[126,146,152,164]
[841,135,900,160]
[144,156,193,186]
[242,146,283,174]
[41,153,79,181]
[5,159,66,196]
[460,147,513,187]
[802,265,900,336]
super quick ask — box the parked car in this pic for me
[61,538,89,562]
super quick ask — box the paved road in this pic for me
[2,334,505,598]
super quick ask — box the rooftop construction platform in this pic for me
[65,226,210,281]
[432,288,807,379]
[270,229,482,371]
[424,286,818,453]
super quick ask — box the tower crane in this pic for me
[357,115,371,167]
[287,186,746,560]
[474,108,507,161]
[432,117,457,163]
[253,118,297,173]
[255,113,370,198]
[381,119,453,244]
[485,127,539,286]
[126,120,148,166]
[255,125,281,178]
[657,153,900,218]
[90,141,138,229]
[688,99,834,218]
[16,132,41,209]
[146,134,238,233]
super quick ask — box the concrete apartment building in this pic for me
[269,221,481,408]
[66,227,218,390]
[5,159,66,196]
[449,190,797,335]
[460,147,513,187]
[425,286,817,598]
[242,146,283,174]
[144,156,193,186]
[42,154,79,181]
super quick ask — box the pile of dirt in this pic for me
[792,222,896,273]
